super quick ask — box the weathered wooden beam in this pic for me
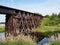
[0,6,42,16]
[5,14,13,37]
[0,7,15,14]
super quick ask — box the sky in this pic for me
[0,0,60,22]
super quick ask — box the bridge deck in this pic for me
[0,5,41,16]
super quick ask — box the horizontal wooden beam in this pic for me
[0,8,16,14]
[0,6,43,17]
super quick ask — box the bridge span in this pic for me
[0,5,43,42]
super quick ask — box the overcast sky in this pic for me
[0,0,60,22]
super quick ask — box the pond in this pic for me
[37,37,50,45]
[37,33,60,45]
[0,33,5,41]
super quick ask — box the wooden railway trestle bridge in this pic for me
[0,6,43,42]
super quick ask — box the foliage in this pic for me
[41,18,51,26]
[42,13,60,26]
[0,22,5,24]
[58,13,60,18]
[45,14,50,18]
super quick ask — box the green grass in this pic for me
[0,26,5,33]
[37,26,60,32]
[50,40,60,45]
[0,40,37,45]
[44,41,60,45]
[32,26,60,37]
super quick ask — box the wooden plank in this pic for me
[0,8,15,14]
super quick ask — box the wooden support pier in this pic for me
[0,6,43,40]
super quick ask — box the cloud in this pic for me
[16,3,60,16]
[48,0,60,3]
[55,0,60,3]
[10,0,14,2]
[54,0,60,2]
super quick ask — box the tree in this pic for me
[50,13,58,20]
[35,13,42,16]
[58,13,60,18]
[45,15,50,18]
[0,22,5,24]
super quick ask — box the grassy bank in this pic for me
[37,26,60,32]
[45,41,60,45]
[32,26,60,37]
[50,41,60,45]
[45,40,60,45]
[0,40,36,45]
[0,26,5,33]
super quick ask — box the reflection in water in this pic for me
[50,33,60,41]
[0,24,5,26]
[0,33,5,41]
[37,33,60,45]
[37,37,50,45]
[0,32,60,45]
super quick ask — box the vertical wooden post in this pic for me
[5,14,13,37]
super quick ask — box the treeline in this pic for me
[0,22,5,24]
[41,13,60,26]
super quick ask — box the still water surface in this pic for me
[38,33,60,45]
[0,33,5,41]
[0,24,5,26]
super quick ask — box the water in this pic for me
[50,33,60,41]
[0,32,60,45]
[37,37,50,45]
[37,33,60,45]
[0,24,5,26]
[0,33,5,41]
